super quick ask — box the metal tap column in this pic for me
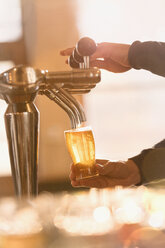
[0,66,41,198]
[0,63,101,198]
[5,101,39,198]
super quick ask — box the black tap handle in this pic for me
[73,49,84,63]
[68,54,79,68]
[76,37,97,56]
[69,37,97,68]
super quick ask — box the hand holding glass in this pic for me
[64,127,98,180]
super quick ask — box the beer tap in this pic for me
[0,37,100,198]
[68,37,97,69]
[42,87,86,128]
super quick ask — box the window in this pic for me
[0,0,22,175]
[0,0,22,42]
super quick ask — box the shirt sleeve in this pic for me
[128,41,165,184]
[128,41,165,77]
[130,139,165,185]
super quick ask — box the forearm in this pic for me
[128,41,165,77]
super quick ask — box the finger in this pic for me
[90,59,130,73]
[69,171,76,181]
[69,164,76,181]
[71,179,82,187]
[72,174,139,188]
[60,47,75,56]
[72,176,110,188]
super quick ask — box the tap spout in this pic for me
[58,87,86,123]
[43,88,86,129]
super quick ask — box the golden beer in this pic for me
[65,127,98,180]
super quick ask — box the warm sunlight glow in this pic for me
[0,199,42,235]
[93,206,111,223]
[77,0,121,42]
[149,212,165,229]
[77,0,165,42]
[0,61,15,176]
[115,200,144,224]
[0,0,22,42]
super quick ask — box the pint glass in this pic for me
[64,126,98,180]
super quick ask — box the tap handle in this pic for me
[68,54,79,68]
[68,37,97,69]
[73,49,84,63]
[76,37,97,56]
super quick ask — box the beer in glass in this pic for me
[64,126,98,180]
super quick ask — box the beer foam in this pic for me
[65,126,92,133]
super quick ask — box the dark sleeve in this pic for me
[128,42,165,184]
[128,41,165,77]
[130,139,165,185]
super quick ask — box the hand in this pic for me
[70,159,141,188]
[60,42,131,73]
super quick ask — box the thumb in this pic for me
[95,162,110,175]
[96,161,127,178]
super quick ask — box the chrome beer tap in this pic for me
[68,37,97,69]
[0,37,100,198]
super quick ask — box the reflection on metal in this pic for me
[0,65,101,198]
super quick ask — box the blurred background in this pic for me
[0,0,165,196]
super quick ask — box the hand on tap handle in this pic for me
[61,38,165,189]
[60,37,97,68]
[60,39,131,72]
